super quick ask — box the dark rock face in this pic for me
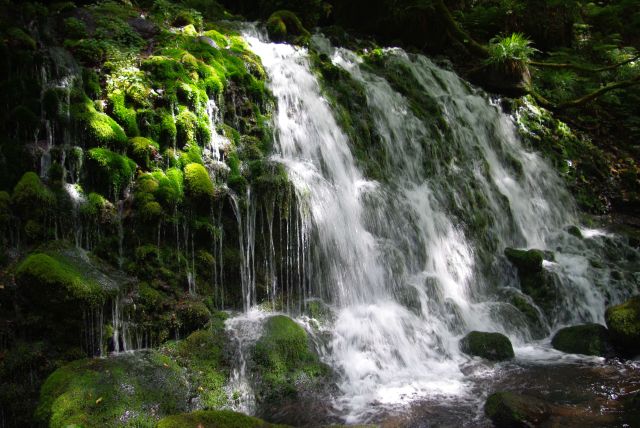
[551,323,614,357]
[459,331,515,361]
[605,296,640,356]
[128,17,159,39]
[485,391,551,428]
[504,247,560,319]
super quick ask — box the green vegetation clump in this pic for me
[459,331,514,361]
[129,136,160,169]
[36,352,189,428]
[15,252,105,306]
[605,296,640,356]
[108,89,139,136]
[11,172,54,214]
[73,99,128,149]
[252,315,328,402]
[551,323,613,357]
[504,247,544,274]
[86,148,136,199]
[486,33,537,73]
[158,410,286,428]
[266,10,310,43]
[184,162,214,199]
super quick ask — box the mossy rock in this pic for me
[36,352,189,427]
[74,100,128,149]
[86,148,136,199]
[175,300,211,335]
[158,409,287,428]
[551,323,614,357]
[129,136,160,170]
[459,331,515,361]
[11,172,55,217]
[252,315,329,403]
[504,247,544,274]
[485,391,551,428]
[266,10,311,43]
[184,162,214,200]
[15,252,106,307]
[605,296,640,356]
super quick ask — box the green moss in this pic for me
[252,315,327,402]
[176,300,211,335]
[551,323,613,357]
[63,17,88,39]
[266,10,311,44]
[504,248,544,274]
[175,107,199,147]
[129,136,160,169]
[157,168,185,207]
[80,192,115,223]
[108,89,139,136]
[485,392,550,428]
[605,296,640,355]
[459,331,514,361]
[7,27,36,50]
[86,148,136,199]
[64,39,106,65]
[36,352,189,427]
[202,30,228,48]
[73,98,128,149]
[159,111,178,148]
[184,163,214,200]
[15,253,105,306]
[11,172,54,215]
[158,410,286,428]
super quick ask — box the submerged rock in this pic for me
[551,323,614,357]
[485,391,551,428]
[459,331,514,361]
[605,296,640,356]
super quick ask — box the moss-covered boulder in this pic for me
[459,331,515,361]
[551,323,614,357]
[160,313,230,410]
[129,136,160,170]
[605,296,640,356]
[36,352,189,428]
[86,148,136,199]
[504,247,559,318]
[266,10,311,44]
[184,162,214,200]
[158,409,287,428]
[485,391,551,428]
[252,315,329,403]
[15,252,106,307]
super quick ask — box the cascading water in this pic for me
[238,28,638,422]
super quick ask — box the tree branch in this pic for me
[529,74,640,110]
[529,54,640,73]
[433,0,489,58]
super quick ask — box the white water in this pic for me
[239,30,639,422]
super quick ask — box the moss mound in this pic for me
[252,315,329,402]
[36,352,189,428]
[551,323,613,357]
[15,252,105,307]
[158,409,287,428]
[605,296,640,356]
[86,148,137,198]
[266,10,310,43]
[459,331,515,361]
[485,391,551,428]
[184,162,214,200]
[504,247,544,274]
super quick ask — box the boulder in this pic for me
[551,323,614,357]
[605,296,640,356]
[485,391,551,428]
[459,331,514,361]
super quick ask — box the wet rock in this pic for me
[485,391,551,427]
[605,296,640,356]
[459,331,514,361]
[505,247,560,318]
[128,17,159,39]
[567,225,583,239]
[551,323,614,357]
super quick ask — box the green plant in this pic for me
[486,33,537,72]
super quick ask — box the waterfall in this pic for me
[239,29,638,422]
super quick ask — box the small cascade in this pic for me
[205,97,230,163]
[211,204,225,309]
[230,188,257,311]
[224,310,270,415]
[63,183,86,248]
[82,307,104,357]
